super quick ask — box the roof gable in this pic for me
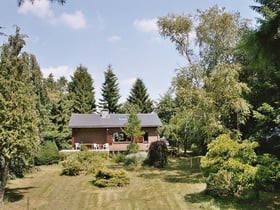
[69,113,162,128]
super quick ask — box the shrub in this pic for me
[201,134,258,198]
[146,141,168,168]
[35,141,61,165]
[60,151,106,176]
[60,155,82,176]
[124,152,147,166]
[93,168,129,187]
[127,142,139,154]
[111,153,126,163]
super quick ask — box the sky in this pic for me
[0,0,260,103]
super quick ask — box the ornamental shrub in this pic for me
[201,134,258,198]
[93,168,129,187]
[35,141,61,165]
[60,155,82,176]
[146,141,168,168]
[60,151,106,176]
[124,152,147,166]
[111,153,126,163]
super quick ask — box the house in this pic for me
[69,112,162,152]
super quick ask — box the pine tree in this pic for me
[68,65,96,113]
[0,27,39,202]
[99,65,121,113]
[127,78,153,113]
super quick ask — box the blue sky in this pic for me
[0,0,260,103]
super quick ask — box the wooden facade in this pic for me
[69,113,162,152]
[71,127,160,151]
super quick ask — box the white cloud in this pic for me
[41,65,74,80]
[59,11,86,29]
[120,77,137,86]
[133,18,158,33]
[18,0,54,19]
[18,0,86,30]
[108,35,121,43]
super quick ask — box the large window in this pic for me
[113,132,128,142]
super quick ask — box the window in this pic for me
[113,132,127,142]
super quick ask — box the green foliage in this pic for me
[35,141,61,165]
[99,65,121,113]
[126,142,139,154]
[155,89,177,124]
[158,14,193,63]
[201,134,258,198]
[124,152,147,166]
[127,78,153,113]
[93,168,129,188]
[196,6,247,72]
[61,151,106,176]
[255,154,280,193]
[68,64,96,113]
[158,7,251,155]
[121,104,144,142]
[146,141,168,168]
[60,155,82,176]
[111,153,126,163]
[0,27,39,201]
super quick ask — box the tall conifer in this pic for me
[99,65,121,113]
[68,65,96,113]
[127,78,153,113]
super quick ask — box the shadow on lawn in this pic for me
[185,190,280,210]
[4,186,35,202]
[137,156,205,184]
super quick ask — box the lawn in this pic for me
[2,156,280,210]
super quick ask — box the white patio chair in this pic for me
[93,143,99,150]
[75,142,80,150]
[103,143,109,150]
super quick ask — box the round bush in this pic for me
[147,141,168,168]
[35,141,61,165]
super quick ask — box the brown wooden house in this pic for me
[69,112,162,152]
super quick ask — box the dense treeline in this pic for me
[0,0,279,202]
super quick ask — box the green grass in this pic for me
[2,156,280,210]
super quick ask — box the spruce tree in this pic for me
[99,65,121,113]
[127,78,153,113]
[68,65,96,113]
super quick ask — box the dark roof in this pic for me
[69,113,162,128]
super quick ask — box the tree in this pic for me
[238,0,280,147]
[196,6,248,73]
[205,64,251,131]
[158,14,194,65]
[68,65,96,113]
[155,89,177,124]
[127,78,153,113]
[201,134,258,198]
[0,28,39,202]
[121,104,144,143]
[99,65,121,113]
[43,94,72,150]
[157,6,250,154]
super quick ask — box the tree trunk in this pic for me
[0,161,9,203]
